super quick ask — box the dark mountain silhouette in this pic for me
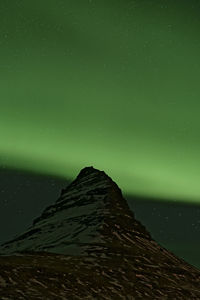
[0,166,200,299]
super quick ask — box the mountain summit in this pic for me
[0,167,200,299]
[0,166,151,256]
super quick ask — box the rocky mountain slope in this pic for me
[0,166,200,299]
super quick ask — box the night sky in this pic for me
[0,1,200,269]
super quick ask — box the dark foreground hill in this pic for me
[0,166,200,299]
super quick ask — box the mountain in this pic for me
[0,166,151,257]
[0,166,200,299]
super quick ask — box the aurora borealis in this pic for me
[1,0,200,203]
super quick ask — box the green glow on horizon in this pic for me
[0,0,200,203]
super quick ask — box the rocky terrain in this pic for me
[0,166,200,299]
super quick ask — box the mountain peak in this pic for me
[77,166,100,176]
[62,165,113,193]
[65,166,113,189]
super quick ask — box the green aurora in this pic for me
[1,0,200,202]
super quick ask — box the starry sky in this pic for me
[0,1,200,268]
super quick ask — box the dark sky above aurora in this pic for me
[0,0,200,269]
[0,0,200,202]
